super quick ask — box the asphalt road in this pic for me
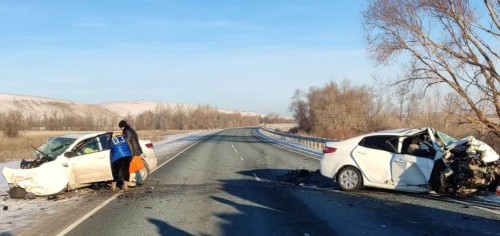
[62,128,499,236]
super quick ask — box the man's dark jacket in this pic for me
[123,126,143,156]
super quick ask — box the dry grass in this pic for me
[0,129,197,162]
[0,131,78,162]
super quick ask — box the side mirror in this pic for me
[64,151,76,158]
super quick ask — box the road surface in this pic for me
[24,128,500,235]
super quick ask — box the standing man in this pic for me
[118,120,144,185]
[110,132,132,191]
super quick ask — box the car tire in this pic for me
[487,175,500,192]
[430,160,446,194]
[337,166,363,191]
[138,161,150,183]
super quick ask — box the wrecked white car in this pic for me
[2,132,158,197]
[320,127,500,195]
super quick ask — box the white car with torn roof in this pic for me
[320,127,500,194]
[2,131,158,197]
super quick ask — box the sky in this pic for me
[0,0,396,116]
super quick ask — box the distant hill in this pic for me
[99,101,197,117]
[0,93,264,118]
[100,100,264,118]
[0,93,116,118]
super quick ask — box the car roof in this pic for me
[57,131,111,140]
[371,127,428,136]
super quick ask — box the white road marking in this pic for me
[253,173,261,182]
[57,133,217,235]
[231,139,244,160]
[472,206,500,216]
[56,193,119,236]
[444,197,500,216]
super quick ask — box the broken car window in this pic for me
[358,135,398,153]
[402,137,435,158]
[36,137,76,160]
[73,138,100,155]
[435,131,457,147]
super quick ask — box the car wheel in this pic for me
[138,161,150,182]
[430,160,447,194]
[337,166,363,191]
[487,175,500,192]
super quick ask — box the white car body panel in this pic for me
[320,128,442,193]
[391,154,433,186]
[140,140,158,170]
[68,150,113,187]
[2,160,69,195]
[446,136,499,163]
[352,145,392,185]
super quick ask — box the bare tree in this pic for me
[363,0,500,136]
[1,110,25,138]
[289,90,312,133]
[289,80,377,139]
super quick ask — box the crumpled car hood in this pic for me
[445,136,499,163]
[2,160,68,196]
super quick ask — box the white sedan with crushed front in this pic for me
[320,127,499,194]
[2,131,158,196]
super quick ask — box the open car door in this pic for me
[391,136,436,186]
[67,133,113,185]
[391,154,434,186]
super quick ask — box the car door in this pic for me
[68,133,113,185]
[426,127,445,160]
[351,135,397,185]
[391,137,435,186]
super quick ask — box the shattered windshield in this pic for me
[36,137,76,160]
[435,131,457,147]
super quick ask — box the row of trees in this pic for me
[289,79,498,150]
[0,104,292,138]
[290,80,443,137]
[129,105,262,130]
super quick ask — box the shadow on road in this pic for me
[208,168,500,235]
[147,218,191,236]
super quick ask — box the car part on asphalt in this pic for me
[9,187,27,199]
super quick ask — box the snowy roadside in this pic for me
[0,130,217,235]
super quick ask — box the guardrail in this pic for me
[259,127,336,151]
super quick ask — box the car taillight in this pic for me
[323,146,337,154]
[145,143,154,149]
